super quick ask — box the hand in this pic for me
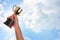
[8,14,19,28]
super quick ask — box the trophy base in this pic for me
[4,18,14,28]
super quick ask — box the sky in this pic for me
[0,0,60,40]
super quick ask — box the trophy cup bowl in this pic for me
[13,5,22,15]
[4,5,22,28]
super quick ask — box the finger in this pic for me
[13,14,17,19]
[14,15,18,22]
[7,14,14,20]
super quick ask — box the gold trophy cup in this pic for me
[4,5,22,28]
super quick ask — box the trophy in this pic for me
[4,5,22,28]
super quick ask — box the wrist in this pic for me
[14,24,20,28]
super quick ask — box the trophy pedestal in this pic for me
[4,18,14,28]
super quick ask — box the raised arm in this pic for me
[9,14,24,40]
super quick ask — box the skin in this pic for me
[9,14,24,40]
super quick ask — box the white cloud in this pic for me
[19,0,60,33]
[20,4,40,33]
[23,0,48,6]
[0,4,3,8]
[0,3,8,22]
[5,35,16,40]
[9,37,16,40]
[24,36,31,40]
[42,9,57,15]
[0,4,4,14]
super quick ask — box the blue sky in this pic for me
[0,0,60,40]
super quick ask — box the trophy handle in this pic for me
[18,9,22,14]
[12,5,16,12]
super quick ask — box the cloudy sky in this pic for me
[0,0,60,40]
